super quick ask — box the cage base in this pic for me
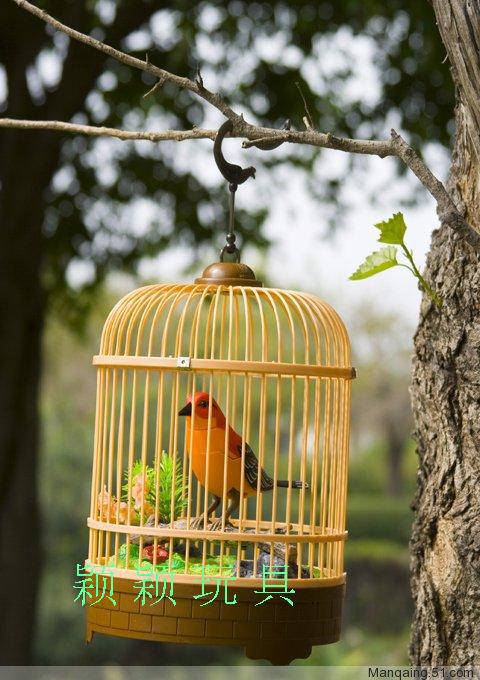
[85,577,345,665]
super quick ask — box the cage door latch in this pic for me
[177,356,191,369]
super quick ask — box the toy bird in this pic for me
[178,391,309,531]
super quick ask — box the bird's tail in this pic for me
[276,479,309,489]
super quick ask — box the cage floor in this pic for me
[107,542,322,578]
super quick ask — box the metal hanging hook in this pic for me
[213,119,256,188]
[213,117,291,263]
[214,119,256,263]
[218,182,241,263]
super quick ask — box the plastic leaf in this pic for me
[349,246,399,280]
[374,212,407,245]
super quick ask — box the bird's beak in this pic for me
[178,402,192,416]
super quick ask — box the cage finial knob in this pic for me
[194,261,262,287]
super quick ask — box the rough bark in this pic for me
[0,220,43,665]
[409,0,480,664]
[0,9,48,660]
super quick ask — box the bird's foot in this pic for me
[209,518,233,532]
[189,516,208,530]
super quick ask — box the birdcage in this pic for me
[85,259,354,664]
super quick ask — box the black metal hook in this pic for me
[214,120,256,263]
[213,117,290,262]
[213,117,292,263]
[213,119,256,189]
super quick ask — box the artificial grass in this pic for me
[108,543,322,577]
[108,543,237,575]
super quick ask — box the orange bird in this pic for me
[178,391,309,530]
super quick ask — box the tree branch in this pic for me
[241,129,392,155]
[10,0,480,251]
[2,113,479,249]
[0,118,216,142]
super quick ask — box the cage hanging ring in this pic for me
[219,231,241,262]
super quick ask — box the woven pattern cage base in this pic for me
[86,578,345,665]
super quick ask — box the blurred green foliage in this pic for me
[347,496,412,544]
[348,440,417,497]
[347,539,408,564]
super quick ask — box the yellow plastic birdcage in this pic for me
[85,262,354,664]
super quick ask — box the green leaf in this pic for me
[349,246,399,280]
[374,212,407,245]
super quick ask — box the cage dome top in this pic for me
[96,281,352,378]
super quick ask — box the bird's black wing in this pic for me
[238,443,274,491]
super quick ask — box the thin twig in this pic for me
[143,78,165,99]
[295,81,315,130]
[0,116,393,155]
[241,129,393,156]
[0,118,217,142]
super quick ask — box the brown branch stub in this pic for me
[303,116,313,131]
[143,78,165,99]
[195,66,205,90]
[295,81,315,131]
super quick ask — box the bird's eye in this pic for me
[199,400,208,408]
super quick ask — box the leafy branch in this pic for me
[349,212,443,307]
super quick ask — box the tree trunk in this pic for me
[0,31,50,654]
[0,229,43,664]
[410,0,480,664]
[0,4,160,661]
[0,123,46,663]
